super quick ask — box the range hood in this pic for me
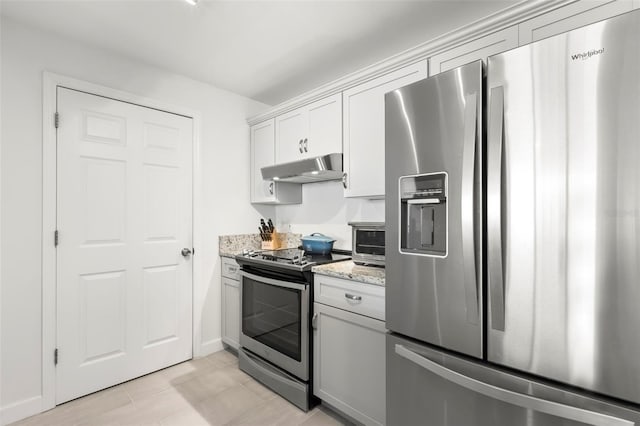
[261,153,344,183]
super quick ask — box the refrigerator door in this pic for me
[487,10,640,404]
[387,333,640,426]
[385,61,483,358]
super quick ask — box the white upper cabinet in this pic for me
[250,119,301,204]
[274,108,306,164]
[343,60,428,198]
[519,0,636,45]
[275,93,342,164]
[251,120,276,203]
[429,26,519,76]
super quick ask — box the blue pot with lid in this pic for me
[301,233,336,255]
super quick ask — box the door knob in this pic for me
[181,248,192,257]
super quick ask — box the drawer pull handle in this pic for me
[228,267,237,273]
[345,293,362,302]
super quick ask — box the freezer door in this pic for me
[487,10,640,404]
[387,333,640,426]
[385,61,483,358]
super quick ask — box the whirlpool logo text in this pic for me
[571,48,604,60]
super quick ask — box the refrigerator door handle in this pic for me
[395,344,634,426]
[461,92,479,324]
[487,86,505,331]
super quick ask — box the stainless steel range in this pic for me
[235,248,350,411]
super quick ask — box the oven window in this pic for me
[242,277,302,361]
[355,230,385,255]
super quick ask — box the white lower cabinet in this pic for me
[221,257,240,349]
[313,275,386,426]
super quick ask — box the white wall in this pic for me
[275,181,385,250]
[0,16,272,423]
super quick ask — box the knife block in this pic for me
[261,231,282,250]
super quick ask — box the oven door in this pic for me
[239,270,309,381]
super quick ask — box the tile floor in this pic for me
[13,350,349,426]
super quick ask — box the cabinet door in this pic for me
[275,108,306,164]
[251,120,302,204]
[306,93,342,159]
[429,26,518,76]
[519,0,634,45]
[251,120,277,203]
[343,61,428,198]
[313,302,386,426]
[222,277,240,349]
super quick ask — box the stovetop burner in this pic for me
[238,248,351,272]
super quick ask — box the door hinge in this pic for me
[54,230,59,247]
[54,112,60,129]
[54,348,59,366]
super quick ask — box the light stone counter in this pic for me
[218,233,302,258]
[312,261,385,286]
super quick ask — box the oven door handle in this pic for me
[239,270,308,291]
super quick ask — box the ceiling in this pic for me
[1,0,516,105]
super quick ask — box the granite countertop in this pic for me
[219,233,302,257]
[312,261,385,286]
[219,234,261,257]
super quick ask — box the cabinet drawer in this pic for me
[221,257,240,280]
[314,275,385,321]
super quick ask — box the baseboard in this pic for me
[0,395,43,425]
[199,337,224,357]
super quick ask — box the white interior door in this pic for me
[56,87,193,404]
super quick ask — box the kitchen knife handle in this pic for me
[488,86,505,331]
[461,92,479,325]
[395,345,634,426]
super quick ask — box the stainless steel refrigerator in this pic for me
[385,10,640,426]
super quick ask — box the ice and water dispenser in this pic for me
[399,173,447,257]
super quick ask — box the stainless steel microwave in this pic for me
[349,222,385,267]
